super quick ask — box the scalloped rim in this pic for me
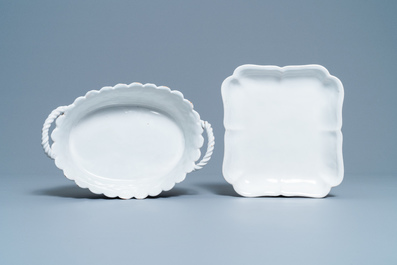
[51,82,203,199]
[222,64,344,198]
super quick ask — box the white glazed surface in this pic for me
[51,83,204,199]
[222,65,344,198]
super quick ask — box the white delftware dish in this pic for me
[222,65,344,198]
[42,83,214,199]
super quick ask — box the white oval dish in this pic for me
[42,83,214,199]
[222,64,344,198]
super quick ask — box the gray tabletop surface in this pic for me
[1,174,396,265]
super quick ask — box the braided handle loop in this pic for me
[41,106,67,159]
[193,120,215,171]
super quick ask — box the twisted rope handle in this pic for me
[193,120,215,171]
[41,106,67,160]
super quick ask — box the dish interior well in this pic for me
[69,105,185,180]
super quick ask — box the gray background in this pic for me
[1,1,396,264]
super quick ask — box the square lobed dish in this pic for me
[222,65,344,198]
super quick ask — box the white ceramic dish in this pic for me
[222,64,344,198]
[42,83,214,199]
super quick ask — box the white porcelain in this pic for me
[42,83,214,199]
[222,65,344,198]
